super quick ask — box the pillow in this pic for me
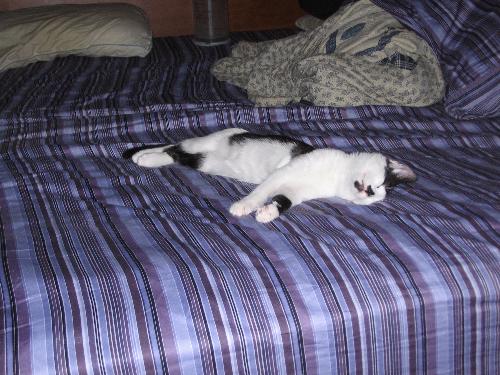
[0,3,152,72]
[371,0,499,119]
[295,14,323,31]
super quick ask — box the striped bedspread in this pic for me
[0,31,499,375]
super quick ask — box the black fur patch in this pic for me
[122,144,167,159]
[271,194,292,214]
[229,132,289,144]
[165,145,204,169]
[383,159,408,190]
[229,132,314,158]
[291,142,315,158]
[383,166,399,190]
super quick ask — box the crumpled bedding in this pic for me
[212,0,445,107]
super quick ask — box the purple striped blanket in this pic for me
[0,31,499,374]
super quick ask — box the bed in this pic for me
[0,2,499,375]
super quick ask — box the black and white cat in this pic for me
[124,128,416,222]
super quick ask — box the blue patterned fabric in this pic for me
[372,0,500,119]
[326,30,338,54]
[354,29,401,57]
[340,23,365,40]
[0,32,499,375]
[379,52,416,70]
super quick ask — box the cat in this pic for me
[123,128,416,223]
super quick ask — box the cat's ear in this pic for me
[386,159,417,185]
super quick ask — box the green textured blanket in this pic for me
[212,0,444,107]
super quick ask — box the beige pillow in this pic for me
[0,3,152,72]
[295,15,323,31]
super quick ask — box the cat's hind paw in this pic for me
[230,199,258,217]
[132,148,173,168]
[255,203,280,223]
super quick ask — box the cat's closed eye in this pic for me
[354,181,375,196]
[366,185,374,196]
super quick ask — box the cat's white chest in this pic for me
[286,154,344,198]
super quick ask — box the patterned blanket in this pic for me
[212,0,444,107]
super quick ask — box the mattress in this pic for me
[0,31,499,374]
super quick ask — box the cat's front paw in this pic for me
[230,199,258,217]
[255,203,280,223]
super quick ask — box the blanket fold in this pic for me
[212,0,444,107]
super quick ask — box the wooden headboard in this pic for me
[0,0,304,37]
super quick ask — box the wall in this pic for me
[0,0,304,37]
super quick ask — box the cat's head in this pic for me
[352,156,417,205]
